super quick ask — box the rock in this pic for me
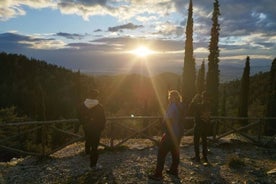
[267,168,276,175]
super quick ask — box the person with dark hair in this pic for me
[78,89,106,169]
[149,90,184,181]
[189,91,210,163]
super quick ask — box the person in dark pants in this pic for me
[189,91,210,163]
[149,90,184,181]
[78,89,106,168]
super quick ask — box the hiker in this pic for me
[78,89,106,168]
[149,90,184,181]
[189,91,210,163]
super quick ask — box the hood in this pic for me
[84,99,99,109]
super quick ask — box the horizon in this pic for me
[0,0,275,78]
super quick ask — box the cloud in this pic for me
[0,32,66,50]
[94,29,102,32]
[108,23,143,32]
[153,21,184,38]
[0,0,56,21]
[55,32,86,40]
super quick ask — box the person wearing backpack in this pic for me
[78,89,106,169]
[149,90,184,181]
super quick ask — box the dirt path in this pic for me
[1,136,276,183]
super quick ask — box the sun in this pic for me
[130,46,155,57]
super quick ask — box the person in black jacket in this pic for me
[189,91,210,163]
[78,89,106,168]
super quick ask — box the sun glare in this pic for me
[130,46,155,57]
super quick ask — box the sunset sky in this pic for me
[0,0,275,77]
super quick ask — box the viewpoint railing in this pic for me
[0,116,275,157]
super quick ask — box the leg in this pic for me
[83,125,91,154]
[154,134,170,177]
[90,132,101,167]
[193,126,200,161]
[201,129,208,162]
[169,140,180,174]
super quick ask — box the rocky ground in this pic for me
[0,136,276,184]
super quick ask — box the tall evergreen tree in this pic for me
[238,56,250,125]
[221,86,226,116]
[206,0,220,115]
[196,60,205,94]
[266,58,276,135]
[182,0,195,103]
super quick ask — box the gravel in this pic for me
[1,136,276,184]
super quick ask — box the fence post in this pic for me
[212,119,218,141]
[41,124,46,156]
[258,118,262,141]
[110,120,114,148]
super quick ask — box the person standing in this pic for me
[78,89,106,168]
[189,91,210,163]
[149,90,184,181]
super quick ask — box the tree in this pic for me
[238,56,250,125]
[206,0,221,115]
[196,60,205,94]
[182,0,196,103]
[266,58,276,135]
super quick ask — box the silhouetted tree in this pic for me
[196,60,205,94]
[266,58,276,135]
[238,56,250,125]
[182,0,196,103]
[221,86,226,116]
[206,0,221,116]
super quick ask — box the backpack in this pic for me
[79,103,106,131]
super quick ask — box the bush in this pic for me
[227,154,245,169]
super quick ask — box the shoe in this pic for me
[202,157,208,163]
[90,164,103,171]
[191,156,200,162]
[166,170,179,178]
[148,174,163,181]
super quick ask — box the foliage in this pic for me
[238,56,250,125]
[266,58,276,135]
[0,106,28,123]
[227,154,245,169]
[0,52,94,120]
[182,0,196,103]
[206,0,221,115]
[196,60,205,94]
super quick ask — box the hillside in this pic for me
[1,136,275,184]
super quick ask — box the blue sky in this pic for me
[0,0,275,77]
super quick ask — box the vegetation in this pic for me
[238,56,250,125]
[227,154,245,170]
[206,0,221,116]
[196,60,205,94]
[266,58,276,135]
[182,0,196,103]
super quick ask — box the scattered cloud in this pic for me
[55,32,86,40]
[108,23,143,32]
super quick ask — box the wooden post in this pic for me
[212,119,218,141]
[258,119,262,141]
[110,121,114,148]
[41,124,46,156]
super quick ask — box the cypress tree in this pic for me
[221,86,226,116]
[196,60,205,94]
[238,56,250,125]
[266,58,276,135]
[206,0,220,115]
[182,0,196,103]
